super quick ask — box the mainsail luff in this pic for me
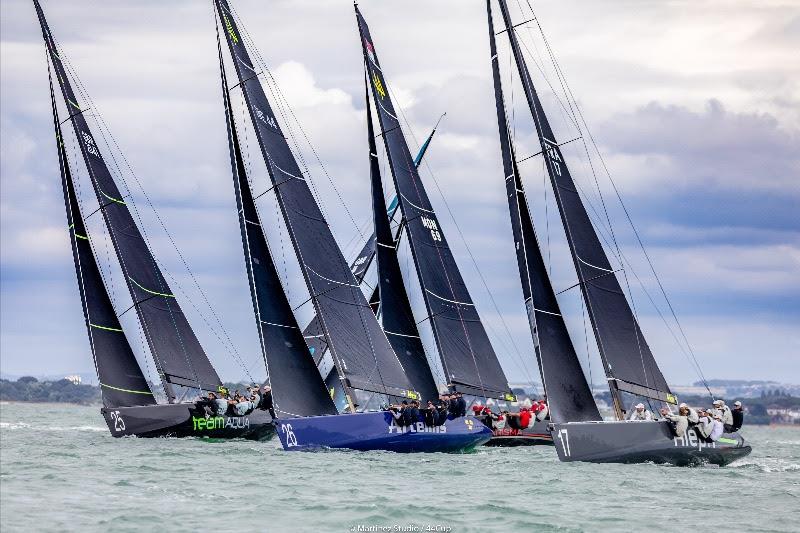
[366,84,440,403]
[34,0,221,398]
[50,71,156,409]
[494,0,673,409]
[356,6,513,400]
[486,0,599,422]
[215,0,414,404]
[219,43,336,417]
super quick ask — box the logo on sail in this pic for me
[372,72,386,100]
[364,38,376,64]
[222,13,239,45]
[253,105,278,130]
[82,131,101,158]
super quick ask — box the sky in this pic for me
[1,0,798,388]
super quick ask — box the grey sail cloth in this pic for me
[50,73,155,409]
[357,6,512,400]
[215,0,414,401]
[366,86,440,403]
[35,0,221,397]
[219,45,336,418]
[486,0,599,422]
[494,0,671,403]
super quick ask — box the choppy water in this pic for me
[1,402,798,532]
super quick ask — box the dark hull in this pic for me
[550,420,751,466]
[485,420,553,447]
[276,412,491,452]
[100,404,275,441]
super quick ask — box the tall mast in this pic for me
[356,5,514,401]
[494,0,675,417]
[486,0,599,422]
[34,0,221,401]
[214,0,416,410]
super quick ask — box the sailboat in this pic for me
[214,0,491,452]
[487,0,751,465]
[356,6,552,446]
[35,0,273,441]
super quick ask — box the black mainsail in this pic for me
[215,0,414,405]
[356,7,513,400]
[366,87,440,403]
[494,0,673,410]
[35,0,222,399]
[219,45,336,418]
[487,0,599,422]
[50,74,155,409]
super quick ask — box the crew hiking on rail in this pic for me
[195,385,274,419]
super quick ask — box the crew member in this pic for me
[260,385,276,419]
[405,400,421,426]
[731,401,744,432]
[535,399,549,422]
[709,413,725,442]
[713,400,734,430]
[423,400,437,426]
[519,407,532,429]
[627,403,653,421]
[660,405,690,437]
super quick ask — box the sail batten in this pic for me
[34,0,221,399]
[494,0,672,409]
[487,0,599,422]
[48,60,155,409]
[215,0,414,405]
[357,7,513,400]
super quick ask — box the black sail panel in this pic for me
[366,88,440,403]
[356,7,512,400]
[215,0,413,401]
[487,0,599,422]
[35,1,222,396]
[51,79,156,409]
[221,55,336,417]
[495,0,672,403]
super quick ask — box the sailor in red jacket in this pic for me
[519,407,532,429]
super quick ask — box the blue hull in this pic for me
[276,412,491,452]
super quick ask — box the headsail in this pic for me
[34,0,221,398]
[215,0,414,405]
[219,44,336,417]
[487,0,599,422]
[356,6,513,400]
[49,72,155,409]
[366,85,440,403]
[494,0,673,408]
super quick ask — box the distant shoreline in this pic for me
[0,400,100,407]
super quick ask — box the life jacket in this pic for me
[494,414,506,430]
[519,410,532,428]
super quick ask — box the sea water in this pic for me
[1,402,798,532]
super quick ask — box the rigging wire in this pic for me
[517,0,713,398]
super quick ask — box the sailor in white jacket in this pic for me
[627,403,653,421]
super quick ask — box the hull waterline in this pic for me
[101,404,275,441]
[550,420,751,466]
[276,412,491,452]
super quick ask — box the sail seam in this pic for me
[89,323,123,332]
[128,276,175,298]
[424,288,474,307]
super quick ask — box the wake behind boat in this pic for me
[35,0,274,442]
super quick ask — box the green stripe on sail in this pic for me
[67,98,81,111]
[100,383,154,396]
[128,277,174,298]
[75,233,89,241]
[98,188,126,205]
[90,323,123,333]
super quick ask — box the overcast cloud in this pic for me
[1,0,798,387]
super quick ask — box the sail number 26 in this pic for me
[421,216,442,242]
